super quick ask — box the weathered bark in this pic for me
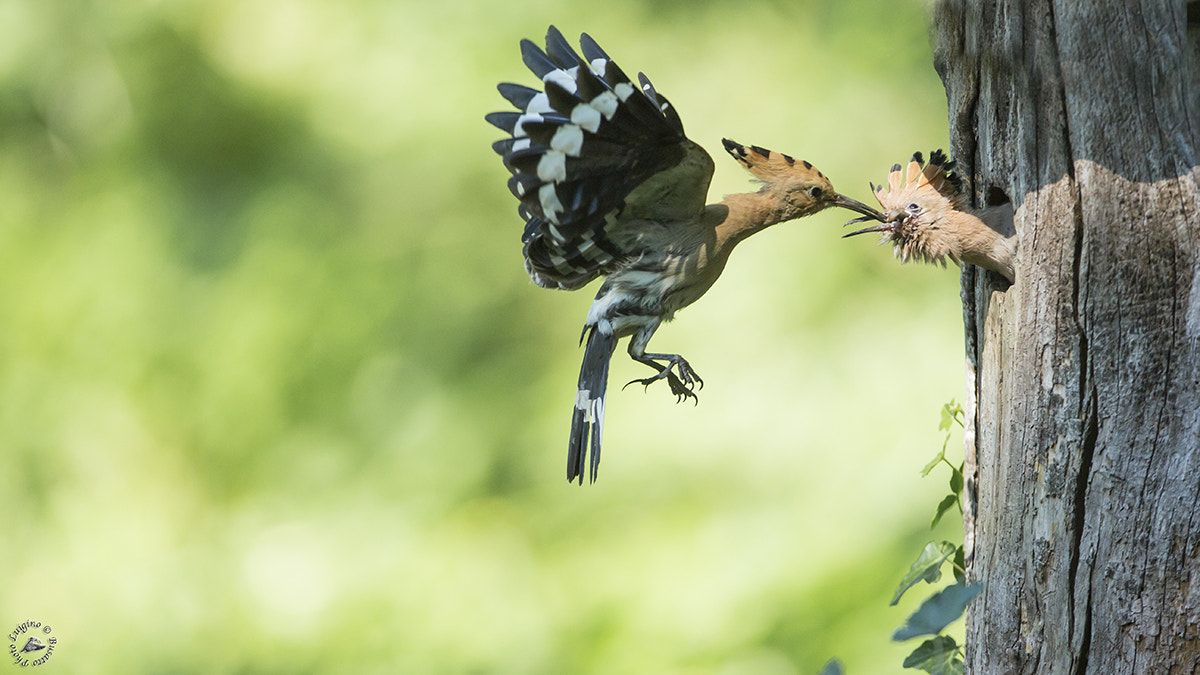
[931,0,1200,672]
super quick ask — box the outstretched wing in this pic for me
[486,26,713,290]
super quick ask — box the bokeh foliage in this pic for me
[1,0,967,672]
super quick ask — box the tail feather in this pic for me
[568,326,617,484]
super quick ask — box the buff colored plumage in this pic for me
[845,150,1016,282]
[487,27,884,483]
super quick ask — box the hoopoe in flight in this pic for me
[844,150,1016,282]
[486,26,884,484]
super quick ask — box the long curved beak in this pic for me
[833,193,885,222]
[842,221,894,238]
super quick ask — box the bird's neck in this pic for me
[926,207,1017,281]
[713,190,802,251]
[666,192,802,306]
[955,211,1016,281]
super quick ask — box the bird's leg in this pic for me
[621,329,703,404]
[629,351,703,401]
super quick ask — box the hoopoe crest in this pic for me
[845,150,1016,282]
[487,26,884,484]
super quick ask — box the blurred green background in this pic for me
[0,0,966,672]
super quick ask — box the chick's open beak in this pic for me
[842,221,895,238]
[843,206,903,238]
[833,193,885,222]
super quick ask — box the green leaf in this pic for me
[938,400,965,435]
[893,582,983,641]
[891,541,958,605]
[953,546,966,583]
[920,447,946,477]
[938,405,953,432]
[938,400,960,431]
[817,658,844,675]
[902,636,963,674]
[931,494,959,528]
[948,465,963,495]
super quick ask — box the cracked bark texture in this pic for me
[932,0,1200,672]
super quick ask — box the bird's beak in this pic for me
[843,207,903,237]
[833,193,885,222]
[841,221,895,238]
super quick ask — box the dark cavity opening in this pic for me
[984,185,1011,208]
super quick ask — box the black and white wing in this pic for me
[486,26,712,290]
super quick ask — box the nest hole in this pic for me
[984,185,1010,208]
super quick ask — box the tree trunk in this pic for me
[931,0,1200,672]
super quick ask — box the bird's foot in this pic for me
[623,357,703,405]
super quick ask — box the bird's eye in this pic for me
[907,203,920,212]
[809,186,823,199]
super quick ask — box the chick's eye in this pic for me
[907,203,921,212]
[809,186,824,199]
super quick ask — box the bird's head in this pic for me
[721,138,883,222]
[843,150,966,266]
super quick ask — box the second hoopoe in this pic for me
[844,151,1016,282]
[486,26,884,484]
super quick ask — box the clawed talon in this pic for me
[622,356,703,405]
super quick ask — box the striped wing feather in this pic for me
[486,26,712,290]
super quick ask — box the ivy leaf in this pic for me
[817,658,844,675]
[953,546,966,583]
[893,582,983,641]
[891,541,958,605]
[902,635,963,674]
[931,494,959,528]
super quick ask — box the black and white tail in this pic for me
[568,326,617,484]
